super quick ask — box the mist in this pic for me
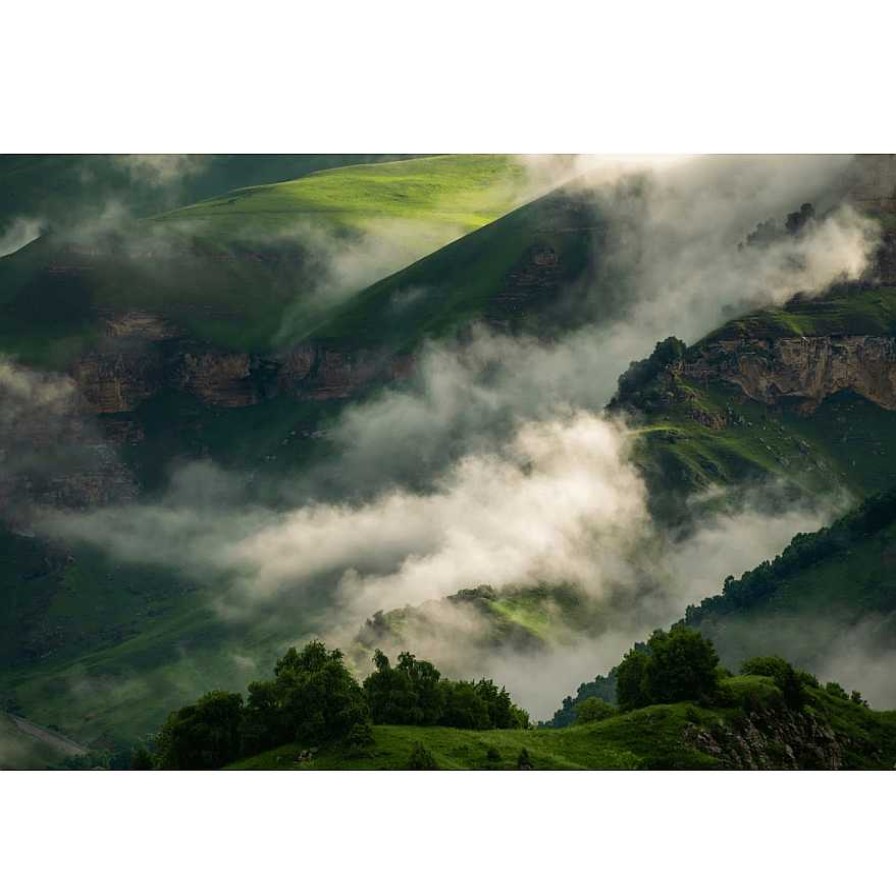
[20,154,889,718]
[0,217,44,258]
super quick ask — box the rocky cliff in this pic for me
[685,706,844,770]
[684,334,896,414]
[68,313,414,416]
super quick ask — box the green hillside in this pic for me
[616,287,896,511]
[684,489,896,675]
[158,155,529,234]
[0,155,532,362]
[143,633,896,771]
[551,489,896,729]
[230,679,896,771]
[306,181,610,349]
[0,154,419,234]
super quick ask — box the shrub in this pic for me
[574,697,617,724]
[407,742,438,770]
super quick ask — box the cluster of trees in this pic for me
[364,650,529,730]
[152,641,528,769]
[550,622,873,727]
[611,336,688,408]
[615,627,720,711]
[685,487,896,625]
[740,202,816,249]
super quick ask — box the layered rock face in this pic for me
[68,314,414,416]
[684,335,896,414]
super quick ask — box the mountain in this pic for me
[0,154,534,366]
[550,488,896,726]
[5,154,896,766]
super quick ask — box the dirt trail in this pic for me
[5,713,88,757]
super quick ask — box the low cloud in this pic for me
[0,359,134,526]
[0,217,44,258]
[43,413,648,622]
[18,155,888,719]
[815,616,896,709]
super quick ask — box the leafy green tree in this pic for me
[363,651,528,730]
[574,696,616,724]
[439,680,491,729]
[155,690,244,770]
[269,641,369,745]
[643,627,720,705]
[474,679,529,729]
[616,629,719,711]
[616,647,651,711]
[241,678,284,754]
[363,650,444,725]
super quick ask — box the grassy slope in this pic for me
[308,183,607,350]
[631,287,896,504]
[0,711,74,770]
[0,154,419,233]
[707,284,896,340]
[158,155,528,233]
[687,515,896,675]
[0,155,531,361]
[229,676,896,770]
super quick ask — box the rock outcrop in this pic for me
[684,334,896,414]
[69,314,414,416]
[685,706,844,770]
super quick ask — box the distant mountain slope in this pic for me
[614,285,896,511]
[684,488,896,683]
[0,155,533,362]
[0,154,420,235]
[300,180,610,348]
[550,488,896,725]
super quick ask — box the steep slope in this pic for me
[307,180,611,349]
[683,489,896,688]
[0,155,533,364]
[350,284,896,668]
[616,285,896,509]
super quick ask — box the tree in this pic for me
[643,627,720,705]
[574,696,616,724]
[363,651,529,730]
[363,650,445,725]
[269,641,369,745]
[825,681,849,701]
[155,690,244,770]
[741,656,805,709]
[616,647,651,711]
[439,680,491,730]
[616,629,720,711]
[407,741,438,770]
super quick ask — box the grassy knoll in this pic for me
[230,675,896,771]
